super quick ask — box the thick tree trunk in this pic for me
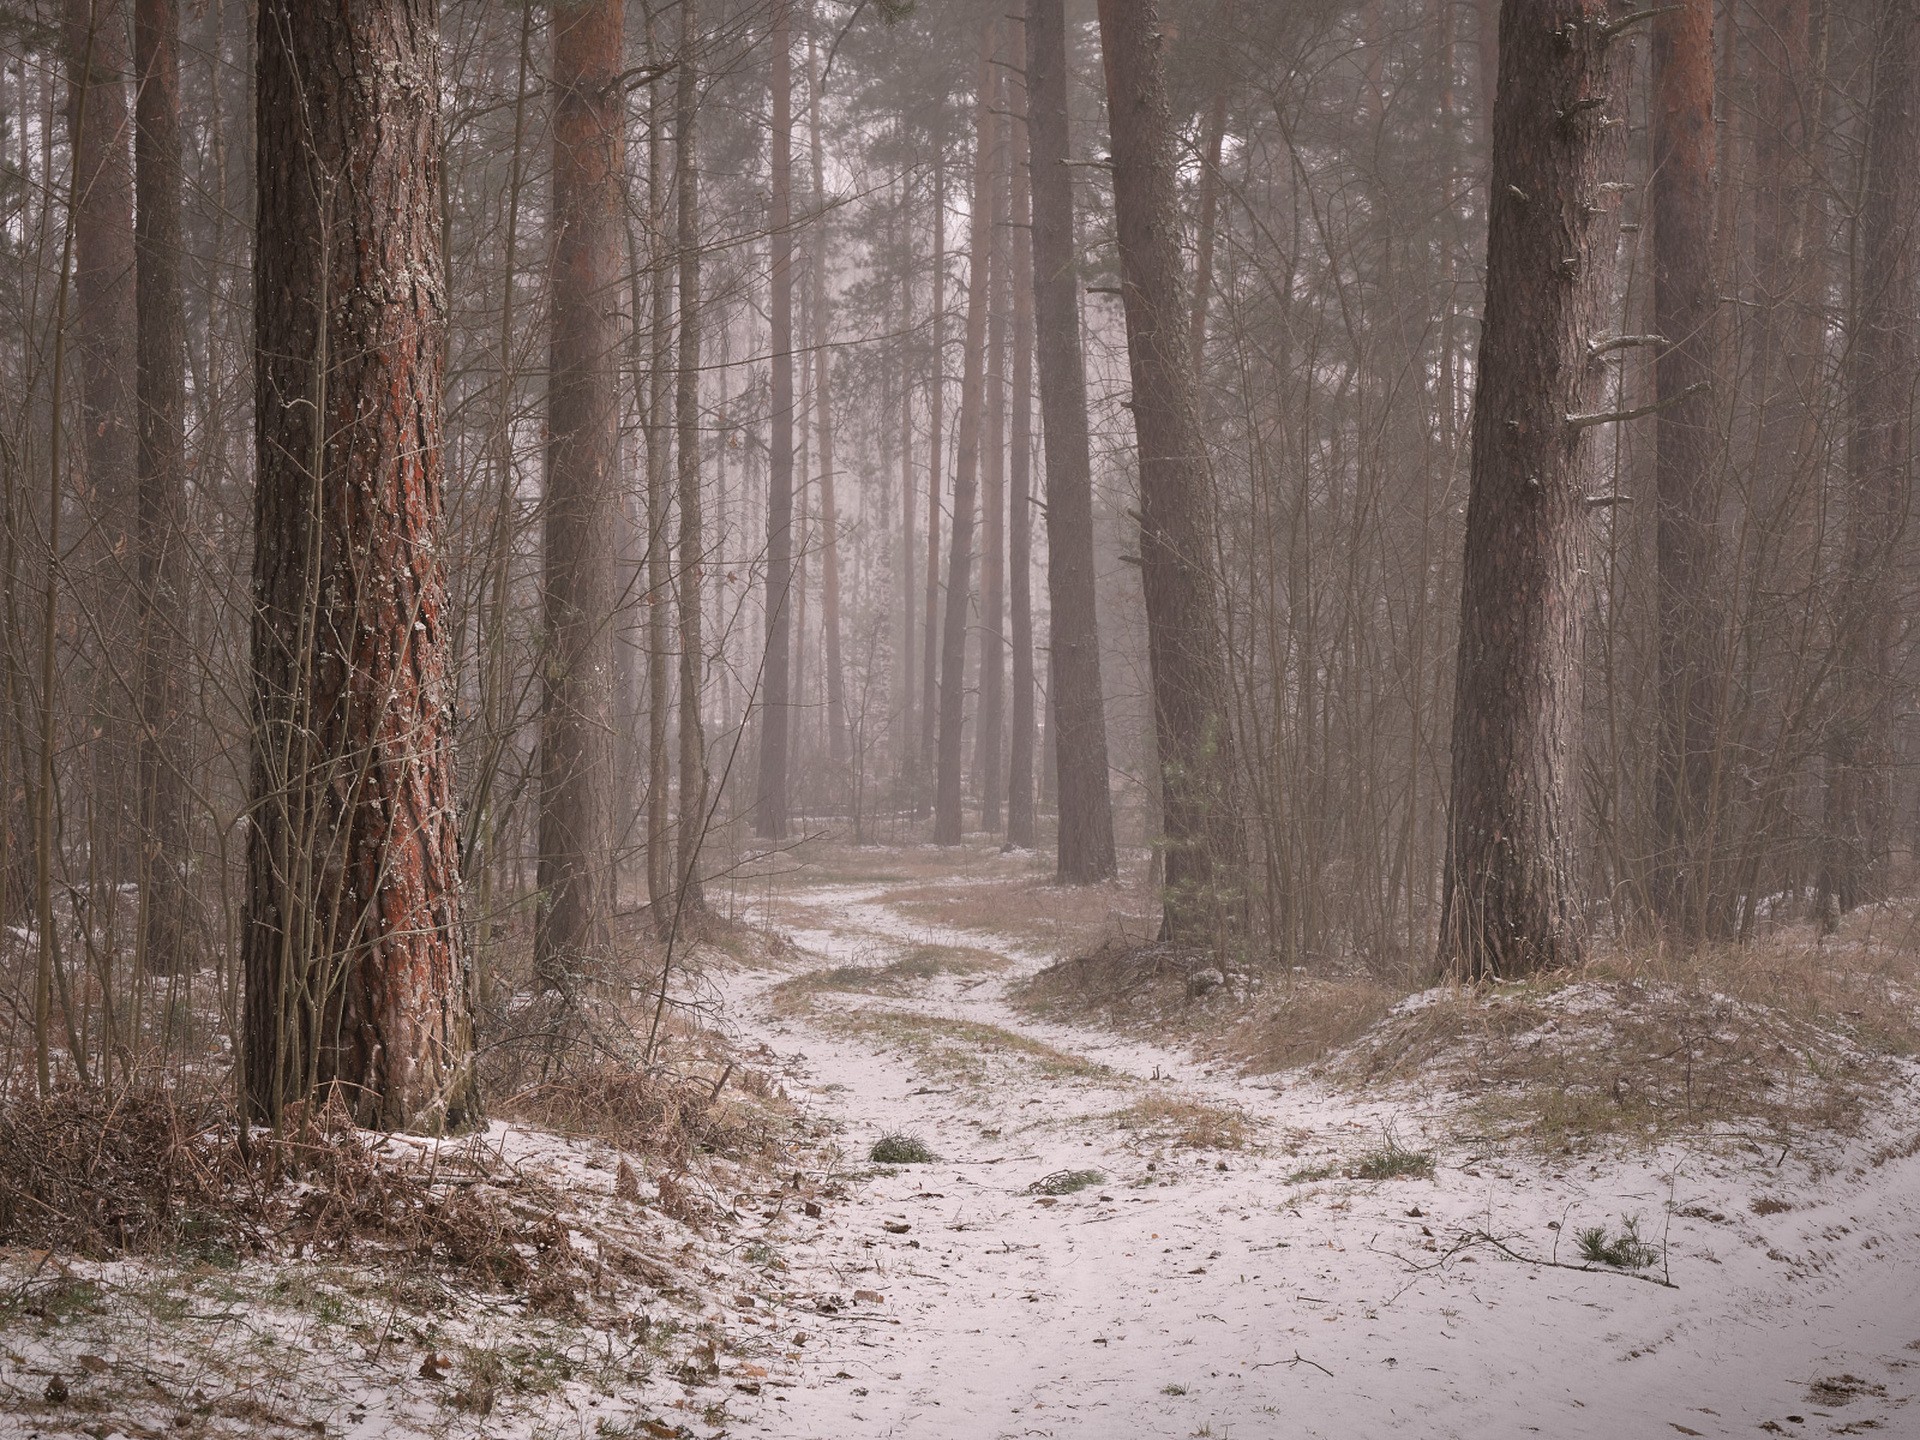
[1437,0,1630,980]
[976,75,1008,834]
[247,0,479,1133]
[1098,0,1248,944]
[934,26,999,846]
[65,0,139,884]
[1819,0,1918,922]
[133,0,191,973]
[918,148,946,816]
[1027,0,1116,882]
[1007,72,1037,851]
[674,1,709,915]
[1649,0,1725,940]
[536,0,624,991]
[757,0,796,839]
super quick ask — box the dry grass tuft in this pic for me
[818,1007,1112,1081]
[1326,975,1889,1150]
[1109,1094,1258,1150]
[1222,975,1410,1072]
[494,1057,784,1171]
[0,1081,243,1258]
[769,944,1010,1013]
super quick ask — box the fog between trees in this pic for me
[1,0,1915,1127]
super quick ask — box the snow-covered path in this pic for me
[716,876,1920,1440]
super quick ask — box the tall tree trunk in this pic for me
[247,0,479,1132]
[918,146,946,815]
[133,0,190,973]
[1819,0,1918,922]
[1098,0,1248,944]
[1027,0,1116,882]
[1649,0,1724,940]
[976,67,1009,834]
[756,0,796,839]
[1007,70,1038,851]
[807,28,848,768]
[642,15,673,918]
[1436,0,1631,980]
[898,178,918,808]
[674,0,709,915]
[536,0,625,992]
[934,25,999,846]
[65,0,139,885]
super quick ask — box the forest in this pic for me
[1,0,1919,1434]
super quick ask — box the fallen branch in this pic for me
[1254,1350,1334,1377]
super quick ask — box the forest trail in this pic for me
[709,864,1920,1440]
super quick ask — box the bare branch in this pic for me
[1567,381,1708,429]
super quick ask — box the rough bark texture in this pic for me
[247,0,479,1133]
[674,2,709,915]
[1437,0,1630,980]
[65,0,139,879]
[934,27,998,847]
[1650,0,1725,939]
[134,0,191,973]
[1007,74,1037,852]
[1027,0,1116,882]
[1819,0,1918,922]
[536,0,624,990]
[756,0,796,840]
[1098,0,1248,943]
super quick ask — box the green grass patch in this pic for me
[1285,1135,1433,1184]
[870,1132,937,1164]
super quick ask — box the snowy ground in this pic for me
[707,876,1920,1440]
[6,865,1920,1439]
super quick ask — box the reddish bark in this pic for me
[247,0,479,1132]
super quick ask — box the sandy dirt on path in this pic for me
[711,870,1920,1440]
